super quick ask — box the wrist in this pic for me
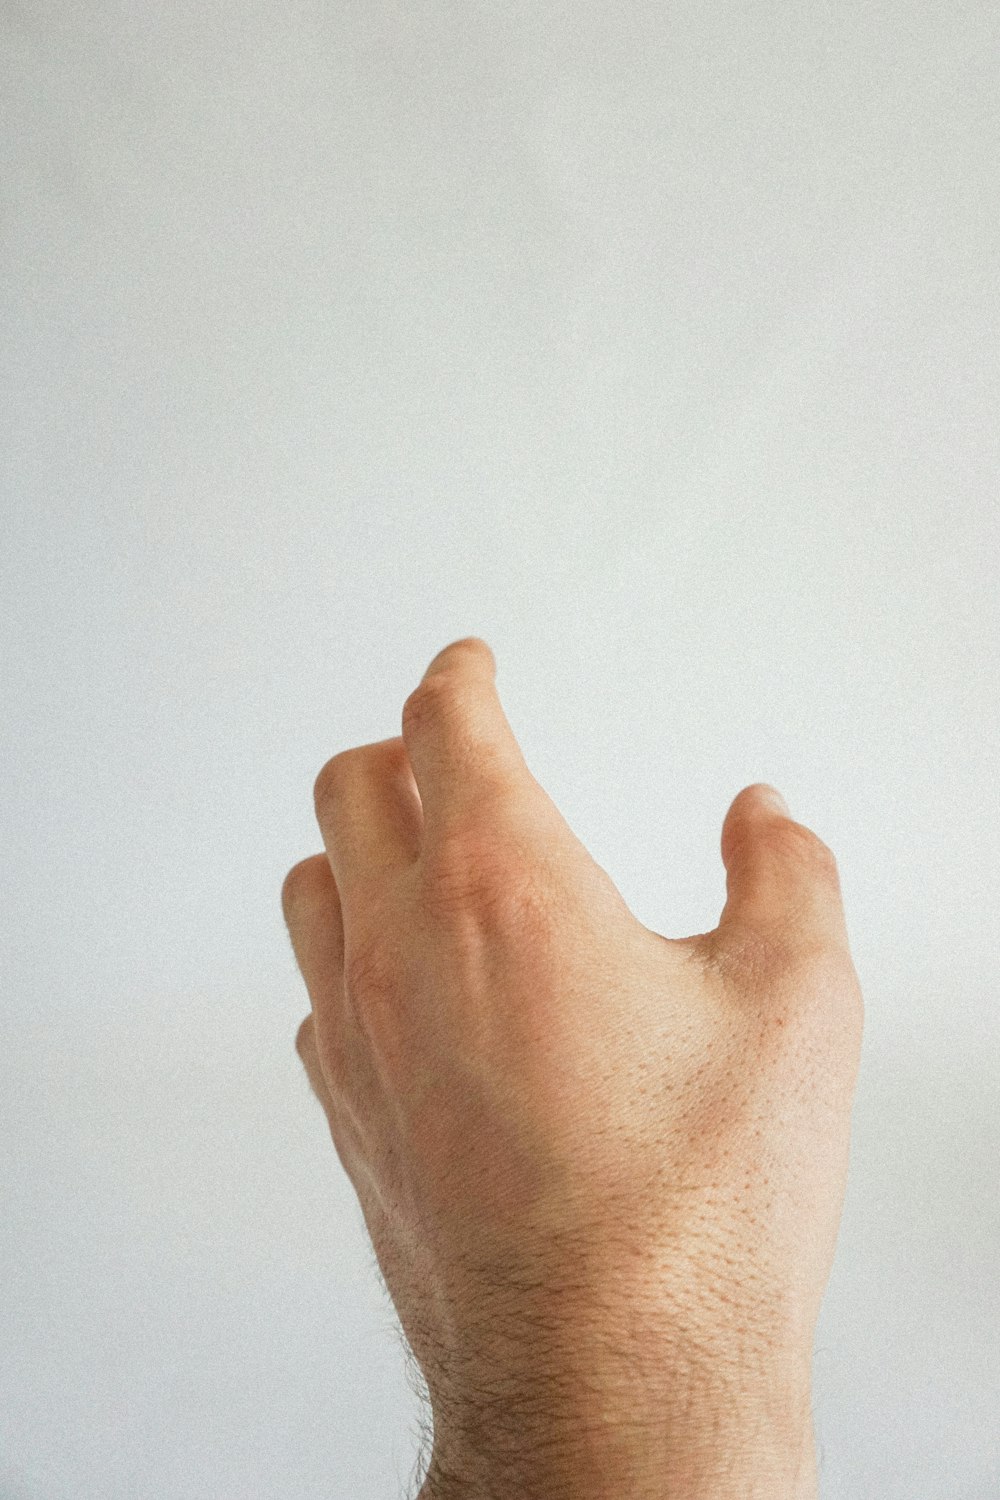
[418,1358,817,1500]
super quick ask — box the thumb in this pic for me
[715,784,851,954]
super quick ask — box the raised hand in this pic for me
[282,637,863,1500]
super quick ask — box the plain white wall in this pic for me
[2,3,998,1496]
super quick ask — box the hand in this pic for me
[282,637,864,1500]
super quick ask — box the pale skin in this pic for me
[281,636,865,1499]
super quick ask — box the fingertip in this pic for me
[422,636,496,680]
[716,784,850,955]
[720,785,790,862]
[742,783,791,816]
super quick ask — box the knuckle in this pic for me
[709,921,844,999]
[281,854,326,915]
[767,819,840,878]
[779,929,845,981]
[421,863,495,922]
[312,750,354,810]
[806,833,840,878]
[343,931,398,1010]
[402,670,464,732]
[294,1013,314,1058]
[776,942,863,1040]
[297,1011,351,1100]
[764,946,866,1062]
[419,839,492,918]
[314,750,346,810]
[420,829,542,927]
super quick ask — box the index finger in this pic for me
[400,637,531,840]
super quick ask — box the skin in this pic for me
[281,636,864,1499]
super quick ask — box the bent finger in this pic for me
[716,783,851,954]
[312,737,423,923]
[282,852,346,1012]
[400,637,533,842]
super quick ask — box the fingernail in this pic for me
[423,637,494,680]
[758,785,790,814]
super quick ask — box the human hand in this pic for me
[282,637,864,1500]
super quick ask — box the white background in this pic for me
[2,3,998,1496]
